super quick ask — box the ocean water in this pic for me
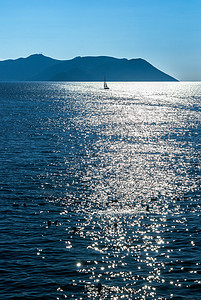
[0,81,200,299]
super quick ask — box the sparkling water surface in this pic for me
[0,82,201,299]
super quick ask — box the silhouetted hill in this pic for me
[0,54,58,81]
[0,54,178,81]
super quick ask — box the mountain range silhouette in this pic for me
[0,54,178,81]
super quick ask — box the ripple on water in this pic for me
[0,82,201,299]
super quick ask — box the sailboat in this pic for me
[104,76,109,89]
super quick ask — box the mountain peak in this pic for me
[25,53,55,61]
[28,53,45,58]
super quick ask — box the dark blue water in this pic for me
[0,82,201,299]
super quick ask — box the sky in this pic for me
[0,0,201,81]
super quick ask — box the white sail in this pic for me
[104,76,109,89]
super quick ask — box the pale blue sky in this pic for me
[0,0,200,80]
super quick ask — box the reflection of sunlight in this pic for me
[76,262,82,267]
[34,82,201,299]
[156,237,164,244]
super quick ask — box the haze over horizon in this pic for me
[0,0,201,81]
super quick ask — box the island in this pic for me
[0,54,178,82]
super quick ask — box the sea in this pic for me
[0,81,200,299]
